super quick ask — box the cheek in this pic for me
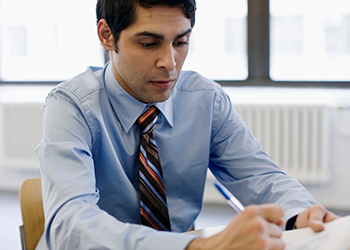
[175,50,188,68]
[117,51,150,79]
[128,52,154,73]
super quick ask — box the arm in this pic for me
[36,87,196,249]
[208,89,319,224]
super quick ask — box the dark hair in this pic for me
[96,0,196,52]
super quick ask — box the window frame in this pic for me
[1,0,350,87]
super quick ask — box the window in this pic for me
[183,0,248,80]
[270,0,350,81]
[0,0,104,82]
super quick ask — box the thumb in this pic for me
[309,218,324,232]
[308,206,327,232]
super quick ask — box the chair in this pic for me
[19,178,45,250]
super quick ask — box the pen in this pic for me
[214,181,245,213]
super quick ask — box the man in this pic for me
[36,0,338,249]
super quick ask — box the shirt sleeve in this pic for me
[209,88,318,225]
[35,88,197,250]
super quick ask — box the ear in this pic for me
[97,19,114,51]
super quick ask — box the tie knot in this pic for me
[137,106,160,134]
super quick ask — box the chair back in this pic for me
[19,178,44,250]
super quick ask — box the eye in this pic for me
[141,42,157,48]
[173,41,188,47]
[173,37,189,47]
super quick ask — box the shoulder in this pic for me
[176,70,223,93]
[49,66,106,101]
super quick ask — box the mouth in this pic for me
[149,79,175,89]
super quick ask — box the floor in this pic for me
[0,191,23,250]
[1,190,349,250]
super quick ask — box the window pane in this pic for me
[182,0,248,80]
[0,0,104,82]
[270,0,350,81]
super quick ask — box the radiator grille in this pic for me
[234,103,331,185]
[0,102,44,170]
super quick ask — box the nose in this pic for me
[156,45,176,71]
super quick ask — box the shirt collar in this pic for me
[104,63,174,133]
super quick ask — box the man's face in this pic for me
[110,5,192,103]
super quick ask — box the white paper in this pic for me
[282,215,350,250]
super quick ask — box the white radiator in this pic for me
[234,102,331,185]
[0,101,44,171]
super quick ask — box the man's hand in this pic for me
[186,204,285,250]
[295,204,340,232]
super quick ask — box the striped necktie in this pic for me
[136,106,171,231]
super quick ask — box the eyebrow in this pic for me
[135,28,192,41]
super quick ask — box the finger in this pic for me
[266,221,283,238]
[276,218,285,227]
[267,236,286,250]
[258,204,285,224]
[308,205,327,232]
[324,212,340,223]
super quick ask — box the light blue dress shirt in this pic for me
[36,63,317,249]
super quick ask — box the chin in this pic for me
[148,94,171,103]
